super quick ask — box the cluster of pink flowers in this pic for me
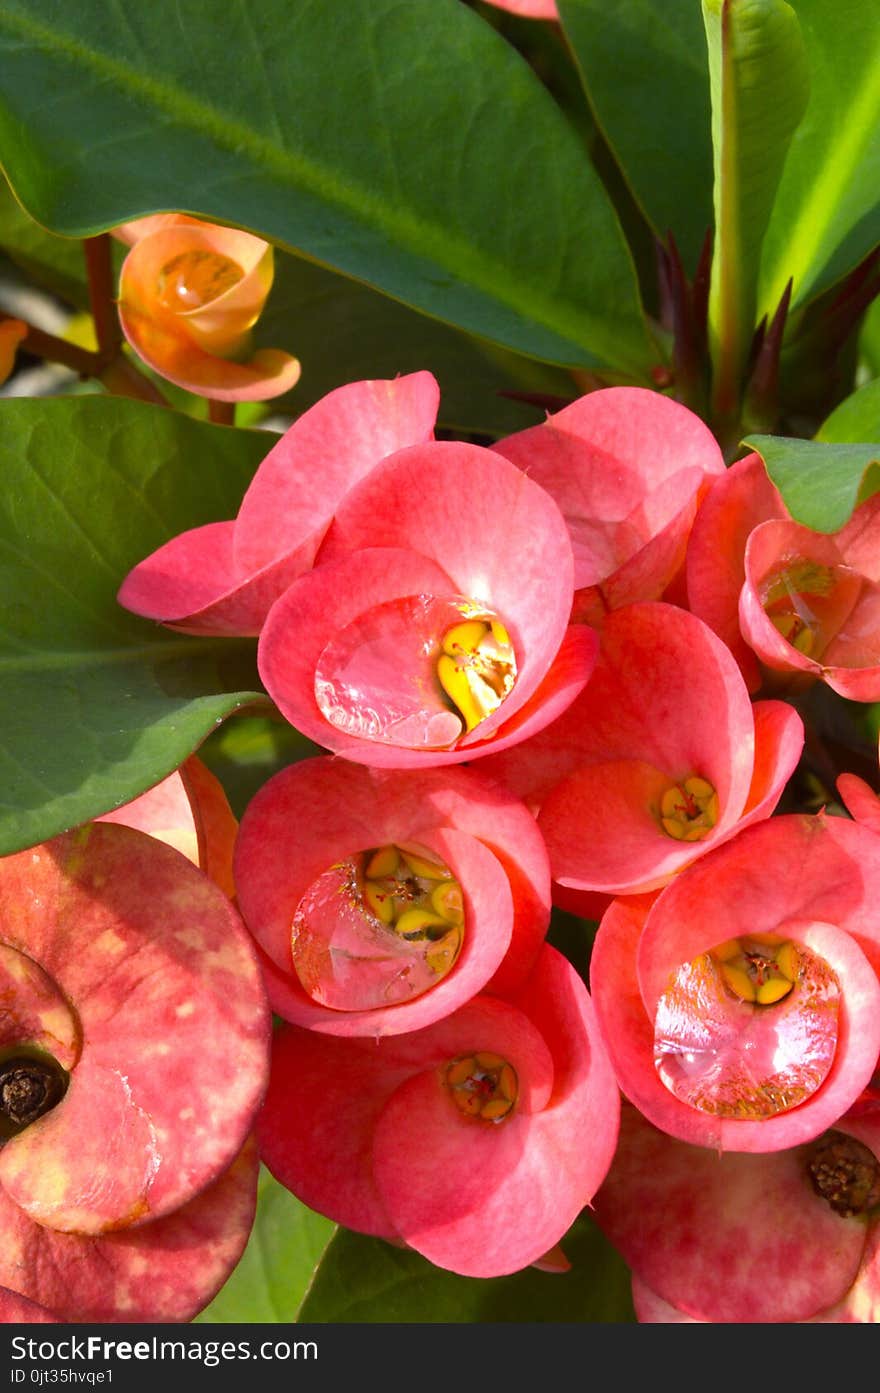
[7,366,880,1321]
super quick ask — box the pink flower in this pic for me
[688,452,880,698]
[258,945,619,1277]
[482,601,802,896]
[116,215,300,401]
[595,1103,880,1323]
[258,441,597,766]
[838,736,880,835]
[590,815,880,1153]
[494,388,724,626]
[233,757,551,1035]
[118,372,439,635]
[0,823,269,1320]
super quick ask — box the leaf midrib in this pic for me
[0,5,644,369]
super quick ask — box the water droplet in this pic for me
[760,556,862,661]
[654,934,840,1119]
[291,843,464,1011]
[156,249,245,312]
[314,593,515,749]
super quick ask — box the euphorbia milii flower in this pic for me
[259,945,619,1277]
[590,814,880,1153]
[97,753,237,897]
[258,441,597,767]
[0,821,269,1320]
[234,757,551,1035]
[482,602,803,896]
[688,451,880,697]
[117,214,300,401]
[595,1104,880,1323]
[493,388,724,626]
[118,371,439,635]
[0,1139,258,1323]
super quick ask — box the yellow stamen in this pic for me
[659,774,719,842]
[444,1052,519,1124]
[357,841,464,980]
[711,935,798,1006]
[436,610,517,735]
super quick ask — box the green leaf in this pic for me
[0,174,88,308]
[298,1212,635,1323]
[255,251,577,439]
[758,0,880,319]
[198,714,321,822]
[0,395,270,856]
[817,378,880,445]
[0,0,652,376]
[196,1168,336,1324]
[860,299,880,381]
[703,0,809,420]
[558,0,713,275]
[743,432,880,532]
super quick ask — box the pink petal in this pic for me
[687,453,786,690]
[0,826,269,1233]
[594,1106,866,1323]
[838,772,880,835]
[0,1139,258,1323]
[738,698,806,823]
[495,387,723,592]
[316,441,576,736]
[117,519,312,635]
[234,757,550,1008]
[234,373,440,573]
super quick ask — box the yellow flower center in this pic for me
[659,775,719,841]
[711,933,798,1005]
[359,842,464,978]
[157,249,245,312]
[436,612,517,736]
[444,1052,518,1123]
[760,558,834,657]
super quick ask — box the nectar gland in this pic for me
[659,775,719,842]
[444,1051,519,1123]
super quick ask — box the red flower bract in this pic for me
[483,601,803,896]
[591,815,880,1152]
[118,372,439,635]
[595,1104,880,1323]
[0,824,270,1320]
[259,945,619,1277]
[233,757,551,1035]
[257,441,597,766]
[494,388,724,626]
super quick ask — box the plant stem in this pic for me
[208,399,236,426]
[20,324,100,378]
[84,234,123,359]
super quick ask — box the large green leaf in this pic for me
[703,0,809,424]
[758,0,880,319]
[558,0,712,275]
[0,0,652,376]
[196,1169,336,1324]
[0,396,269,856]
[743,432,880,532]
[255,251,576,439]
[0,174,88,308]
[298,1212,635,1323]
[817,377,880,445]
